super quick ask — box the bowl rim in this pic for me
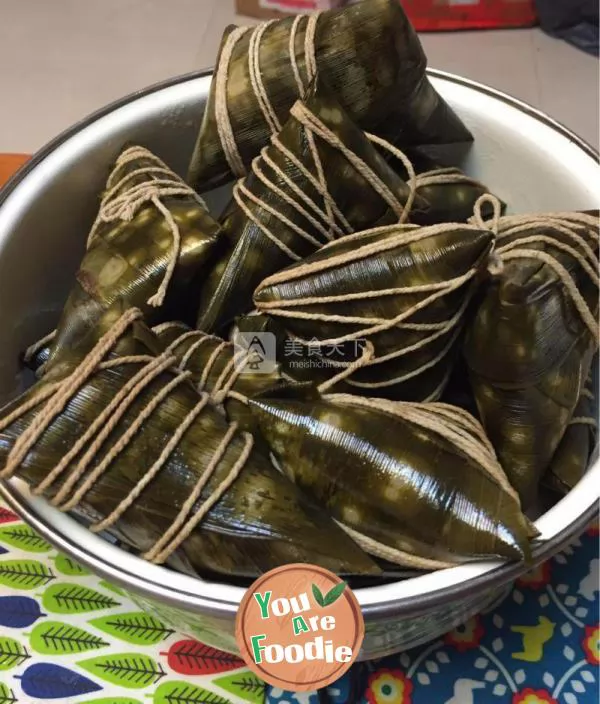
[0,68,598,621]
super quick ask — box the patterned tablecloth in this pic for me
[0,497,597,704]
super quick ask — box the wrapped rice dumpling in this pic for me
[0,308,378,578]
[188,0,471,191]
[41,145,222,372]
[543,377,597,497]
[465,212,600,508]
[250,387,535,568]
[398,150,505,224]
[153,317,287,432]
[196,78,429,333]
[254,222,495,401]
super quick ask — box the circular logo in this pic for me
[235,563,364,692]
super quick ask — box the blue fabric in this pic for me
[267,526,599,704]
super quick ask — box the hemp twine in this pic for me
[215,13,321,178]
[87,145,207,308]
[254,222,490,391]
[474,207,600,343]
[229,101,418,264]
[0,308,253,565]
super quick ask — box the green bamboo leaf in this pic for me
[78,653,166,689]
[311,583,325,607]
[80,699,141,704]
[54,554,90,576]
[29,620,109,654]
[42,583,120,614]
[214,670,266,703]
[0,683,17,704]
[0,524,51,553]
[99,579,125,595]
[153,681,232,704]
[0,636,30,671]
[89,612,175,645]
[323,581,347,606]
[0,559,55,590]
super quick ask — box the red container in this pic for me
[401,0,538,31]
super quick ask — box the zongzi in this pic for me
[465,212,600,508]
[250,388,534,567]
[254,222,495,401]
[543,377,597,496]
[403,150,506,224]
[0,308,378,578]
[188,0,471,191]
[153,318,287,432]
[42,145,222,371]
[196,77,429,333]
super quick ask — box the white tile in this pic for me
[532,28,599,149]
[420,28,541,108]
[0,0,222,153]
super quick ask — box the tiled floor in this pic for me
[0,0,598,154]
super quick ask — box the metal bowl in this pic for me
[0,69,598,659]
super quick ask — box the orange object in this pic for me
[0,154,29,189]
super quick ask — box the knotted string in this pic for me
[474,208,600,343]
[87,146,207,308]
[254,222,489,392]
[158,328,263,406]
[320,393,519,569]
[215,13,321,178]
[0,309,253,565]
[230,102,417,264]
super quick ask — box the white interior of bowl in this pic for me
[0,72,598,613]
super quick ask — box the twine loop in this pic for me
[88,146,207,308]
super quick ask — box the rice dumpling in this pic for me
[399,150,506,224]
[250,387,534,567]
[42,145,222,372]
[188,0,472,191]
[254,222,495,401]
[464,212,600,508]
[0,308,378,578]
[543,377,597,496]
[153,318,287,432]
[196,77,430,333]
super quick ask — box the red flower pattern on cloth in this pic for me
[512,689,557,704]
[587,522,600,537]
[517,561,552,590]
[366,669,413,704]
[582,624,599,665]
[444,615,484,652]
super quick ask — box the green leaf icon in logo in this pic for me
[42,584,120,614]
[0,559,55,590]
[0,637,30,671]
[78,653,166,689]
[215,670,266,703]
[0,525,51,553]
[153,681,231,704]
[29,621,109,654]
[89,612,175,646]
[0,682,17,704]
[54,554,90,576]
[312,584,325,607]
[312,581,347,608]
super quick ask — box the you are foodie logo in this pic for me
[235,563,364,691]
